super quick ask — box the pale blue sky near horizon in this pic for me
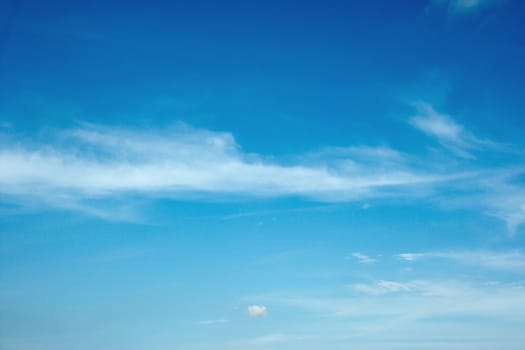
[1,0,525,349]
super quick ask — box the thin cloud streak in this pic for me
[1,104,525,234]
[246,276,525,346]
[0,123,463,205]
[253,279,525,322]
[350,252,378,264]
[397,250,525,271]
[409,102,494,158]
[433,0,507,13]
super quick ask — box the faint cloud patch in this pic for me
[199,319,228,325]
[349,252,378,264]
[397,250,525,272]
[247,305,267,318]
[432,0,507,13]
[409,102,495,158]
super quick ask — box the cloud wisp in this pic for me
[1,103,525,234]
[0,123,462,211]
[397,250,525,272]
[433,0,507,13]
[350,252,378,264]
[409,102,494,158]
[244,279,525,350]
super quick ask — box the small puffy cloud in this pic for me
[247,305,267,318]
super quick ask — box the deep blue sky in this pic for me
[1,0,525,349]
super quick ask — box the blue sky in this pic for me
[1,0,525,349]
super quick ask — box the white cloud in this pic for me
[407,103,525,234]
[397,250,525,272]
[479,178,525,235]
[245,283,525,349]
[246,246,525,348]
[397,253,426,261]
[0,123,462,214]
[354,280,415,295]
[350,252,378,264]
[433,0,506,12]
[1,109,524,235]
[409,102,491,158]
[443,250,525,271]
[439,169,525,235]
[247,305,267,318]
[353,280,477,299]
[256,279,525,321]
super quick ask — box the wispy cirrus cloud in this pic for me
[478,176,525,235]
[397,250,525,272]
[1,102,525,234]
[0,122,464,214]
[249,279,525,339]
[433,0,507,13]
[406,102,525,234]
[354,280,415,295]
[352,279,475,297]
[350,252,378,264]
[246,241,525,345]
[409,102,493,158]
